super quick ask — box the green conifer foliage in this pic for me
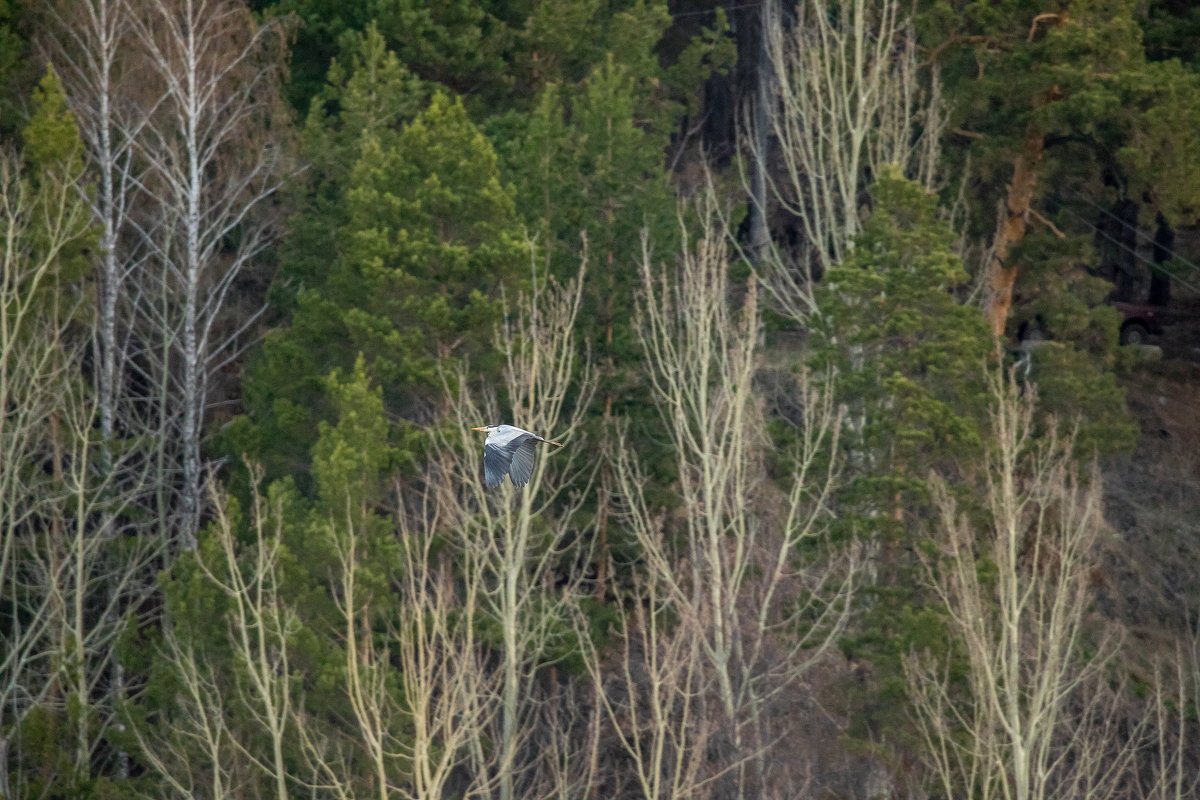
[0,0,33,140]
[810,168,992,731]
[272,24,425,307]
[0,0,19,82]
[919,0,1188,451]
[140,363,404,798]
[286,360,404,760]
[231,89,525,490]
[251,0,375,109]
[814,167,992,525]
[494,1,731,448]
[371,0,514,104]
[21,68,93,292]
[339,91,525,391]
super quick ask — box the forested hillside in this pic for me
[1,1,1198,797]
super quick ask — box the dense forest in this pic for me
[2,0,1200,797]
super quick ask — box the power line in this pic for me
[668,1,765,21]
[1079,197,1200,278]
[1058,205,1200,295]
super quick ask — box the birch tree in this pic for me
[129,0,288,548]
[0,74,158,795]
[36,4,168,781]
[38,0,144,475]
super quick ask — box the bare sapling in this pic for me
[608,190,857,795]
[426,249,600,800]
[1,142,153,793]
[131,477,294,800]
[906,370,1136,800]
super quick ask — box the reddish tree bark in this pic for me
[985,123,1046,337]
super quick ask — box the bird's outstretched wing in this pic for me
[508,438,539,487]
[483,432,539,488]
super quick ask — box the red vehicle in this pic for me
[1111,301,1166,345]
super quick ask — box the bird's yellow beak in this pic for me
[471,426,488,431]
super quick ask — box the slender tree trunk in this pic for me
[181,112,202,548]
[747,0,772,260]
[1149,214,1173,306]
[130,0,286,549]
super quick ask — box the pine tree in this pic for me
[270,23,426,307]
[231,88,526,491]
[489,3,732,587]
[915,0,1195,452]
[810,167,993,737]
[814,168,993,491]
[0,0,34,140]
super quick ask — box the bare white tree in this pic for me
[428,251,599,800]
[1144,637,1200,800]
[38,0,146,471]
[36,5,167,780]
[906,371,1137,800]
[607,193,857,795]
[0,137,154,793]
[128,0,288,548]
[747,0,945,318]
[390,515,503,800]
[293,482,510,800]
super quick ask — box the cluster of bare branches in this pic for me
[0,0,290,790]
[0,139,158,794]
[906,371,1199,800]
[122,208,868,798]
[746,0,945,318]
[426,251,602,800]
[130,477,293,800]
[39,0,290,550]
[588,195,858,798]
[128,252,603,800]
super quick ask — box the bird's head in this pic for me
[471,424,500,432]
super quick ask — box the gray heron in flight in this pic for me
[471,424,563,489]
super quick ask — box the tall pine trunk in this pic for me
[985,123,1045,336]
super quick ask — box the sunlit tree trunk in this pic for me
[984,125,1045,336]
[39,0,140,473]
